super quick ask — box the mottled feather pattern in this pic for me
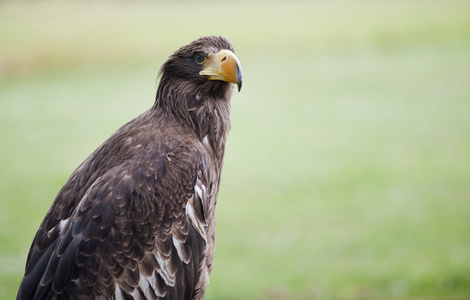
[17,36,238,300]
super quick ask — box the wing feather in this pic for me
[18,130,212,299]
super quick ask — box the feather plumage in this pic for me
[17,35,242,300]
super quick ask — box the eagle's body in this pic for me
[17,36,242,300]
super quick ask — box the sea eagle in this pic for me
[17,35,242,300]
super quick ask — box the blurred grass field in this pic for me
[1,0,470,299]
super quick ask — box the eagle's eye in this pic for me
[195,55,205,65]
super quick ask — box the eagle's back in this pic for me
[18,108,218,300]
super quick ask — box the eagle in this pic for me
[17,35,242,300]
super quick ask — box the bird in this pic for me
[17,35,242,300]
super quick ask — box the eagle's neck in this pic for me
[154,80,232,164]
[191,97,231,163]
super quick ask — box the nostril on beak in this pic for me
[221,56,227,63]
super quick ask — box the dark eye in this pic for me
[195,55,205,64]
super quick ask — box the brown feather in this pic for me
[17,35,239,300]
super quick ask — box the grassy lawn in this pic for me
[1,1,470,299]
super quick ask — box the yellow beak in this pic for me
[199,49,243,92]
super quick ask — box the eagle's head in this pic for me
[155,36,242,109]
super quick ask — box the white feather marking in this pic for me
[195,185,204,200]
[58,218,69,234]
[172,236,189,264]
[185,203,207,242]
[201,182,206,194]
[47,218,70,238]
[155,251,176,287]
[147,271,165,297]
[138,274,150,298]
[203,134,210,148]
[115,284,123,300]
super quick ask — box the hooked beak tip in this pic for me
[236,64,242,92]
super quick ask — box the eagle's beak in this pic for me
[200,49,243,92]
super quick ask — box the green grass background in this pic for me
[1,0,470,299]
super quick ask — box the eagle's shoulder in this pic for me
[19,110,213,299]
